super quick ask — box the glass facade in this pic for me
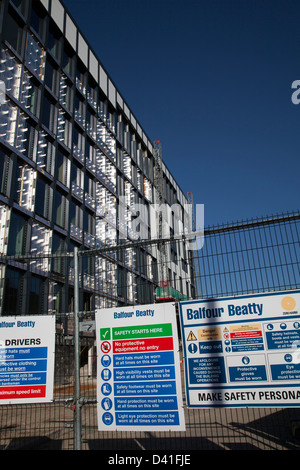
[0,0,195,316]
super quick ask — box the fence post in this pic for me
[73,246,82,450]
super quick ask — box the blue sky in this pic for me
[63,0,300,227]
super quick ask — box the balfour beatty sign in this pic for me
[179,290,300,408]
[95,303,185,431]
[186,301,264,320]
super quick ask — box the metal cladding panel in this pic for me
[50,0,64,32]
[65,14,77,50]
[99,65,108,96]
[40,0,49,11]
[89,50,98,82]
[108,80,116,108]
[78,33,88,67]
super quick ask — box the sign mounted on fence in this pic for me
[180,290,300,408]
[0,315,55,404]
[95,303,185,431]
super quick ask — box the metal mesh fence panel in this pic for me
[0,211,299,450]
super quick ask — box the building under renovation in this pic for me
[0,0,196,316]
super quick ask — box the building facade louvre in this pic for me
[0,0,196,316]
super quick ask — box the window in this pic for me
[2,267,23,315]
[0,101,18,147]
[84,208,95,235]
[28,274,45,314]
[74,93,85,127]
[54,189,68,229]
[30,222,51,272]
[57,108,72,148]
[0,149,11,196]
[25,32,45,80]
[20,71,40,117]
[4,11,24,56]
[10,0,26,15]
[37,131,55,175]
[73,126,85,156]
[117,267,125,298]
[98,92,106,120]
[30,3,45,40]
[59,74,73,110]
[48,22,60,60]
[107,105,116,133]
[87,78,97,108]
[71,161,84,196]
[44,57,58,95]
[76,62,86,95]
[85,172,96,200]
[70,199,83,229]
[83,292,92,312]
[83,254,94,276]
[86,107,97,139]
[0,47,22,101]
[42,94,57,133]
[35,174,53,219]
[68,286,74,312]
[62,45,74,77]
[56,150,70,187]
[51,232,65,273]
[123,122,130,152]
[7,210,27,256]
[49,280,64,313]
[15,116,38,159]
[13,160,35,211]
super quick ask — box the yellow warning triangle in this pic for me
[187,331,197,341]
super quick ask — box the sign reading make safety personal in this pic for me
[95,303,185,431]
[179,290,300,408]
[0,315,55,404]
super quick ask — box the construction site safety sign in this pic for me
[179,290,300,408]
[0,315,55,404]
[95,303,185,431]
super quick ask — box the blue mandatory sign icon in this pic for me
[101,368,112,381]
[102,412,114,426]
[101,355,111,367]
[101,383,112,396]
[188,343,198,354]
[101,397,113,411]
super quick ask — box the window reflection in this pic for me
[7,210,27,256]
[25,32,45,80]
[3,266,23,315]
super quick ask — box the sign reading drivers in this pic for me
[0,315,55,404]
[95,303,185,431]
[180,290,300,408]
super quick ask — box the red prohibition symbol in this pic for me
[101,341,111,353]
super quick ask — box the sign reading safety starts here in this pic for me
[95,303,185,431]
[180,290,300,408]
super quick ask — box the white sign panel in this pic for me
[0,315,55,404]
[179,291,300,408]
[95,303,185,431]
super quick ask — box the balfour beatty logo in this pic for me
[186,302,263,319]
